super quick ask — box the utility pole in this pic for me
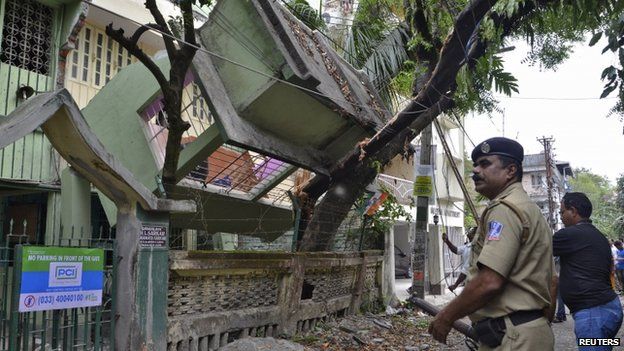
[538,136,556,230]
[411,125,432,299]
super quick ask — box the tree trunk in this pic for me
[299,102,448,251]
[298,166,377,251]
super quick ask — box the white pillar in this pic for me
[428,224,446,294]
[382,226,397,304]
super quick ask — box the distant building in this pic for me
[378,114,466,293]
[522,153,573,229]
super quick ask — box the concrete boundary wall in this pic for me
[167,250,383,350]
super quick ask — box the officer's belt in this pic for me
[473,310,544,347]
[481,309,544,329]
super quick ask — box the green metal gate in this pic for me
[0,223,116,350]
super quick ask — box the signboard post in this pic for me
[17,246,104,312]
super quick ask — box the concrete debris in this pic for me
[293,307,466,350]
[385,305,398,315]
[352,335,367,345]
[370,318,393,330]
[221,337,304,351]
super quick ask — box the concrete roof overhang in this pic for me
[0,89,194,214]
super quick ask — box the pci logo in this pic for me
[49,262,83,287]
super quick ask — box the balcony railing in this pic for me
[140,77,299,208]
[376,173,413,205]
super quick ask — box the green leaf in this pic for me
[600,83,618,98]
[589,31,602,46]
[601,66,617,80]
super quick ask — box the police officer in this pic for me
[428,137,556,350]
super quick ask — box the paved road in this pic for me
[395,279,624,350]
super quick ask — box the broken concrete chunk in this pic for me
[220,337,304,351]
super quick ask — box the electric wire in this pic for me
[496,95,619,100]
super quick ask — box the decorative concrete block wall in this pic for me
[167,251,383,350]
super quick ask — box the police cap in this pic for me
[471,137,524,163]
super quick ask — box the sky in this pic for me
[465,39,624,184]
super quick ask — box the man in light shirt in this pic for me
[442,227,477,291]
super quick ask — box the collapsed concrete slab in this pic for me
[194,0,390,174]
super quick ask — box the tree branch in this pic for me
[130,23,164,44]
[179,0,199,56]
[105,24,169,91]
[145,0,178,60]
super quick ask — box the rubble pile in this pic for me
[293,308,470,350]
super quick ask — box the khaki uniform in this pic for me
[467,182,554,350]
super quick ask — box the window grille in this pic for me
[94,32,103,86]
[192,83,212,124]
[82,28,92,81]
[105,35,113,83]
[0,0,54,76]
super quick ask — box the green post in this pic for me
[9,245,23,350]
[52,310,60,349]
[110,243,117,351]
[292,207,301,252]
[359,216,369,251]
[94,306,102,351]
[41,310,47,348]
[22,312,30,350]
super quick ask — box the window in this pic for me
[0,0,54,76]
[82,28,92,81]
[94,32,103,86]
[67,25,137,87]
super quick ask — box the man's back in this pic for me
[553,221,616,313]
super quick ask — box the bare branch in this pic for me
[105,24,169,91]
[130,23,165,44]
[144,0,178,60]
[179,0,199,54]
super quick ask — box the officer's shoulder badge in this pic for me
[487,221,503,241]
[481,142,490,153]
